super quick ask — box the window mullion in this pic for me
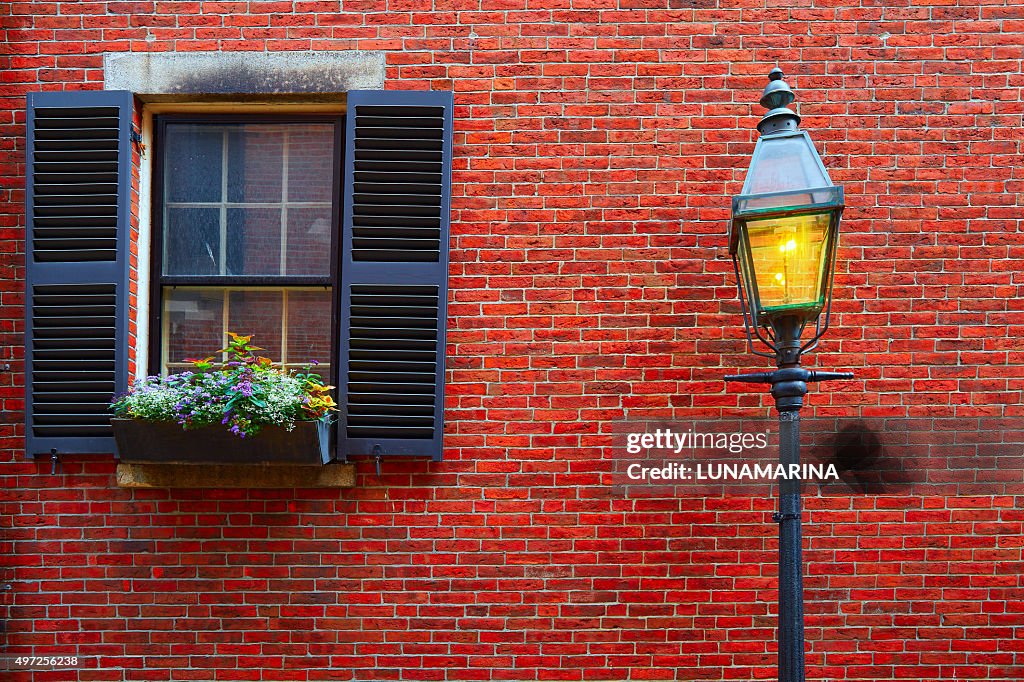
[221,288,230,364]
[160,295,170,377]
[281,288,289,368]
[280,130,289,277]
[219,131,228,277]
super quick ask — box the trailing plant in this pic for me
[111,332,336,438]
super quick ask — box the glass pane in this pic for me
[227,127,284,203]
[735,186,841,214]
[228,290,284,361]
[164,126,222,203]
[287,130,335,202]
[164,207,220,275]
[744,212,831,311]
[227,207,282,275]
[163,288,224,371]
[286,291,333,368]
[742,132,830,195]
[286,207,333,275]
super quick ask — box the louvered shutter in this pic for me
[338,90,453,462]
[25,90,133,457]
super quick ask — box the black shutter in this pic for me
[338,90,453,462]
[25,90,133,457]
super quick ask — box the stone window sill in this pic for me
[116,462,356,488]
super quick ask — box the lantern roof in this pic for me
[740,130,833,197]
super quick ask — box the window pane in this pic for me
[161,121,335,277]
[163,288,224,371]
[288,130,335,202]
[286,207,333,275]
[227,207,281,275]
[164,207,220,275]
[287,291,333,367]
[164,127,222,203]
[227,127,284,203]
[228,290,284,361]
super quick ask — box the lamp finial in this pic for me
[757,67,800,135]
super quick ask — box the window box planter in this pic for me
[111,418,332,465]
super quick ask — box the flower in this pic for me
[109,332,335,438]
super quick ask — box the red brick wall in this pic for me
[2,2,1024,681]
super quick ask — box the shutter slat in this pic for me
[354,214,440,227]
[34,207,119,218]
[26,90,132,456]
[34,147,119,157]
[338,89,452,461]
[354,182,442,195]
[355,149,441,162]
[355,160,441,172]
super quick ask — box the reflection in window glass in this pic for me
[164,129,222,203]
[228,290,284,360]
[227,127,284,203]
[227,207,281,275]
[286,207,333,276]
[287,291,333,364]
[163,288,224,369]
[164,207,220,275]
[287,130,335,202]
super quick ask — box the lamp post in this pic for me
[725,68,853,682]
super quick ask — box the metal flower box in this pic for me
[111,418,332,465]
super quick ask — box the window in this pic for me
[25,89,453,462]
[151,117,339,375]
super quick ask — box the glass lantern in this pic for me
[730,129,844,327]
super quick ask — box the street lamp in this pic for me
[725,68,854,682]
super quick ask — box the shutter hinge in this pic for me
[130,128,146,157]
[372,444,383,477]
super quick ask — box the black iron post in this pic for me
[770,315,807,682]
[727,317,852,681]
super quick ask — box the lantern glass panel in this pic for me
[742,132,831,195]
[734,185,841,215]
[743,211,832,314]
